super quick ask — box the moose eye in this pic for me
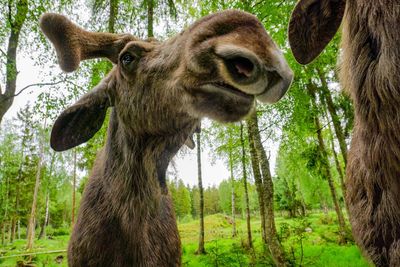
[121,53,135,65]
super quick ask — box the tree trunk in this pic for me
[0,0,28,125]
[147,0,154,38]
[108,0,118,33]
[228,140,237,237]
[26,154,42,250]
[321,102,349,215]
[38,192,49,239]
[316,67,348,167]
[308,83,347,244]
[10,217,16,242]
[8,220,12,242]
[240,122,252,248]
[315,118,347,244]
[1,223,6,245]
[2,170,10,245]
[247,110,287,267]
[38,151,55,239]
[11,169,20,243]
[247,121,267,243]
[26,120,47,250]
[195,131,206,254]
[327,120,347,203]
[71,149,77,227]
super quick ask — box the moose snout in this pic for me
[215,44,293,103]
[216,45,261,85]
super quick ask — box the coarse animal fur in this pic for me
[40,10,293,267]
[289,0,400,266]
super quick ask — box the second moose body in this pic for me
[40,10,293,266]
[289,0,400,266]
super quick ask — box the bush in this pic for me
[47,226,70,237]
[318,214,334,225]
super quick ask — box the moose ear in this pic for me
[50,80,112,151]
[288,0,346,64]
[40,13,136,72]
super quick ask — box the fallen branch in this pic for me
[0,249,67,259]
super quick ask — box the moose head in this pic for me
[41,10,293,266]
[41,10,293,152]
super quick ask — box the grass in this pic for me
[0,213,372,266]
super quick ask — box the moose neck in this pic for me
[102,110,197,212]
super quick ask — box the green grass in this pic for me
[0,236,68,267]
[0,213,372,267]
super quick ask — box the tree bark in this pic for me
[328,119,349,214]
[11,162,21,243]
[38,152,55,239]
[26,120,47,250]
[38,192,49,239]
[10,217,16,242]
[26,153,43,250]
[0,0,28,125]
[195,131,206,254]
[108,0,118,33]
[247,110,287,267]
[308,83,347,244]
[147,0,154,38]
[240,122,253,248]
[17,219,20,239]
[1,223,6,245]
[228,137,237,237]
[247,121,267,243]
[71,149,77,227]
[316,67,348,167]
[320,99,349,215]
[2,168,10,245]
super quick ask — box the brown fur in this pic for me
[289,1,400,265]
[40,11,293,266]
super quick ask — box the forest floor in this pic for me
[0,212,372,267]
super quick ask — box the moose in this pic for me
[289,0,400,266]
[40,10,293,266]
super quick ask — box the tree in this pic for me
[26,120,47,250]
[307,82,347,244]
[228,131,237,237]
[247,122,267,243]
[169,179,191,219]
[240,122,252,248]
[247,109,287,267]
[71,149,77,227]
[316,67,348,167]
[195,131,206,254]
[0,0,28,125]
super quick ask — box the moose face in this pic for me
[41,10,293,151]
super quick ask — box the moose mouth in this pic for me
[200,81,254,100]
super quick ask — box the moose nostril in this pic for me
[226,56,255,80]
[230,56,254,78]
